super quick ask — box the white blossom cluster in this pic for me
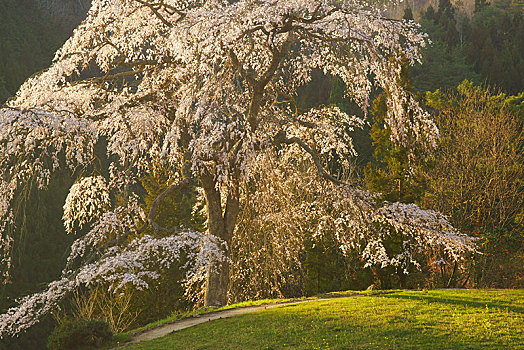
[317,184,475,273]
[284,106,366,168]
[231,149,475,299]
[0,107,97,280]
[0,277,76,338]
[63,176,112,234]
[6,0,435,187]
[63,195,145,273]
[0,108,96,187]
[376,203,474,260]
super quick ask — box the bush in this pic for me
[47,319,113,350]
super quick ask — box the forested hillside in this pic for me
[412,0,524,93]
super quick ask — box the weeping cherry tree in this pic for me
[0,0,475,337]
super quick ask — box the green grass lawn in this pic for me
[126,289,523,349]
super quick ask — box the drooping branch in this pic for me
[283,4,339,24]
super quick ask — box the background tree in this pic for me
[412,4,480,92]
[412,0,523,94]
[365,56,428,204]
[463,0,524,94]
[424,81,524,287]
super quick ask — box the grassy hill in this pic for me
[124,289,523,349]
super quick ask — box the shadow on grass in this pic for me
[378,293,524,314]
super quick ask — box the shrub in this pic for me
[424,81,524,287]
[47,319,112,350]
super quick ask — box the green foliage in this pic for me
[412,4,480,92]
[364,57,427,204]
[296,69,332,110]
[463,0,524,94]
[3,172,74,292]
[140,172,205,233]
[47,319,113,350]
[412,38,481,92]
[303,234,372,295]
[365,72,524,288]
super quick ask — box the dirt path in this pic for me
[120,292,394,347]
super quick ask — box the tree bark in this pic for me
[201,175,240,307]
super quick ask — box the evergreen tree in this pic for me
[464,0,523,94]
[413,3,480,91]
[364,57,427,204]
[403,7,414,21]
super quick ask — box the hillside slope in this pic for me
[125,289,523,349]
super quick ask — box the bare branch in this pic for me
[133,0,174,27]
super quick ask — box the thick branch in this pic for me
[133,0,174,27]
[273,130,346,187]
[246,38,296,131]
[143,178,191,232]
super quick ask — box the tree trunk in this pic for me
[201,175,239,307]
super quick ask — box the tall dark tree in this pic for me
[403,6,414,21]
[365,57,427,204]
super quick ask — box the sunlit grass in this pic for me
[125,289,523,349]
[124,291,373,337]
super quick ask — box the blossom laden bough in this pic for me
[63,176,112,234]
[0,227,224,338]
